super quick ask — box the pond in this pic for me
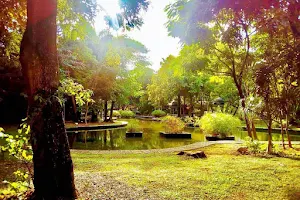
[67,119,300,150]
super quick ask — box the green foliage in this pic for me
[243,136,262,154]
[162,116,185,134]
[127,121,140,133]
[0,127,6,138]
[110,110,121,118]
[199,113,241,137]
[119,110,136,118]
[58,78,95,107]
[147,55,182,107]
[183,116,200,125]
[1,122,32,196]
[151,110,166,118]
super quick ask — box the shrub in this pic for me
[183,116,200,124]
[151,110,167,117]
[109,110,121,118]
[119,110,136,118]
[244,136,262,154]
[127,121,140,132]
[0,122,32,197]
[198,112,241,137]
[162,116,185,133]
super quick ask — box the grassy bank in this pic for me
[72,144,300,200]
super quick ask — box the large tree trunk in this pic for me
[109,101,115,122]
[20,0,77,198]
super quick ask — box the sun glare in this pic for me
[99,0,121,16]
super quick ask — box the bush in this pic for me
[162,116,185,133]
[244,136,262,154]
[198,112,241,137]
[151,110,167,117]
[127,121,140,132]
[109,110,121,118]
[119,110,136,118]
[183,116,200,124]
[0,122,32,197]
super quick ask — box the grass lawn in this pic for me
[72,144,300,200]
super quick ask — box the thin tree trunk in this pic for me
[84,102,89,124]
[20,0,76,198]
[251,120,258,140]
[285,114,292,148]
[177,94,181,118]
[109,101,115,122]
[233,75,252,138]
[267,120,273,154]
[71,95,77,122]
[189,94,193,117]
[183,96,186,116]
[280,119,286,150]
[104,100,108,122]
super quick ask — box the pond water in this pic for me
[67,119,300,150]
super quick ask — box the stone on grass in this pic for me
[177,151,207,158]
[237,147,249,155]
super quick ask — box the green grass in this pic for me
[72,144,300,200]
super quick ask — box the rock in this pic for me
[237,147,249,155]
[194,151,207,158]
[177,151,185,155]
[177,151,207,158]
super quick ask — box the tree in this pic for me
[166,1,262,137]
[253,5,300,148]
[20,0,149,198]
[147,55,182,113]
[20,0,77,198]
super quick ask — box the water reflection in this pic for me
[67,119,300,150]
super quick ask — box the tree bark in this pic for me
[232,73,252,138]
[84,102,89,124]
[251,120,258,140]
[71,95,77,122]
[177,94,181,118]
[189,94,193,117]
[20,0,76,198]
[280,119,286,150]
[267,120,273,154]
[103,100,108,122]
[183,96,186,116]
[285,114,292,148]
[109,101,115,122]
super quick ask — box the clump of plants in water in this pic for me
[0,122,33,198]
[183,116,200,126]
[119,110,136,118]
[198,112,241,138]
[151,110,166,117]
[162,116,185,134]
[127,122,140,133]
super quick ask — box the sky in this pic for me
[95,0,181,71]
